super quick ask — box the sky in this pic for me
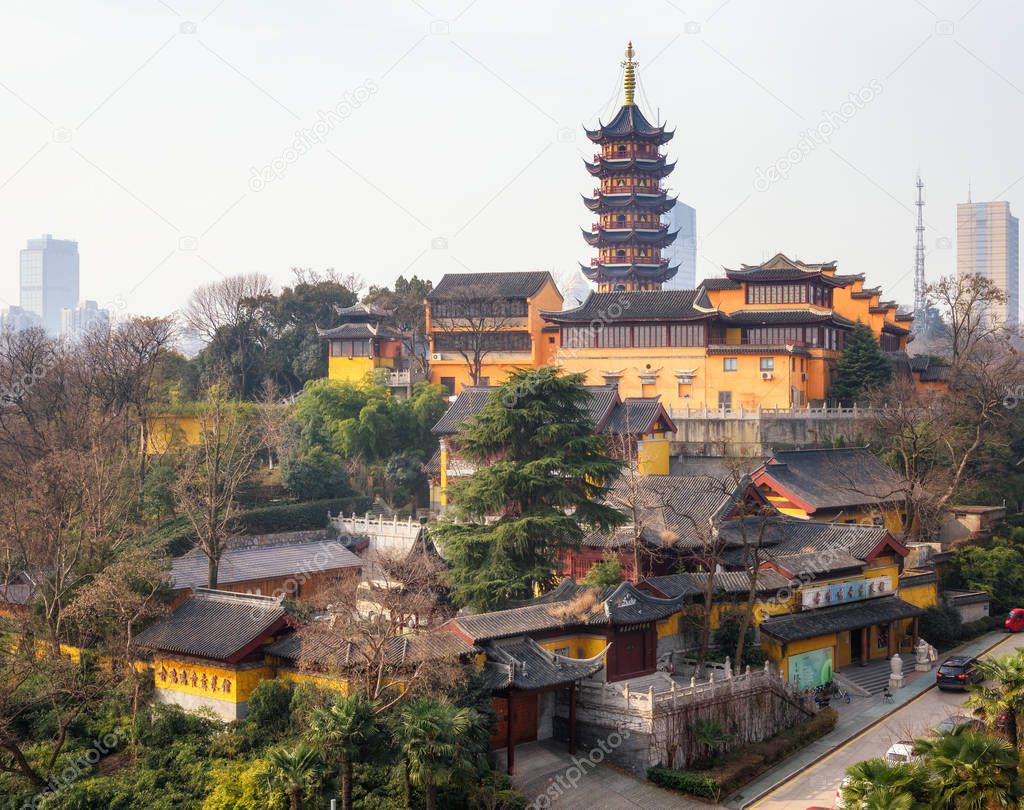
[0,0,1021,320]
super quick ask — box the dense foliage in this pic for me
[944,527,1024,614]
[829,321,892,405]
[432,367,625,610]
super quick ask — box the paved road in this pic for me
[752,631,1024,810]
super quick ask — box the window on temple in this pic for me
[431,298,529,319]
[440,377,455,395]
[330,339,371,357]
[562,322,705,349]
[760,357,775,372]
[669,323,705,346]
[718,391,732,409]
[745,327,805,345]
[746,283,809,305]
[634,324,667,347]
[434,331,532,352]
[880,333,900,352]
[723,357,737,372]
[810,285,833,307]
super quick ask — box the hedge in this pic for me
[646,767,719,799]
[150,496,372,556]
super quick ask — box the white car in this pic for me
[884,741,920,765]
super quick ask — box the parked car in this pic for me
[936,655,984,690]
[934,714,984,735]
[885,741,920,765]
[1005,608,1024,632]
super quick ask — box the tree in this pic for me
[427,284,526,386]
[394,698,485,810]
[582,553,623,587]
[928,273,1011,364]
[266,744,321,810]
[306,693,380,810]
[840,759,930,809]
[968,650,1024,748]
[363,275,433,374]
[82,316,176,492]
[829,321,892,405]
[172,382,261,588]
[913,729,1020,808]
[432,367,625,610]
[183,273,274,397]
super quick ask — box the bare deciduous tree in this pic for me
[172,381,262,588]
[428,285,526,386]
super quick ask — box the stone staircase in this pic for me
[836,659,893,696]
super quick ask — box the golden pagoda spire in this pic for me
[622,41,637,105]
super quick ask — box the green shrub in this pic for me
[280,446,351,501]
[920,604,963,650]
[244,679,292,738]
[647,766,719,799]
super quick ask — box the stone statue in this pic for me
[889,653,905,691]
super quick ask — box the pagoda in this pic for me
[582,42,678,292]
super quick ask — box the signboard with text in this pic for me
[800,575,890,609]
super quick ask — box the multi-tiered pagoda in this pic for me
[582,43,678,292]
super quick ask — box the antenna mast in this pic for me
[913,174,927,320]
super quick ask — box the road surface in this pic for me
[751,630,1024,810]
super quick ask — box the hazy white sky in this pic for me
[0,0,1020,318]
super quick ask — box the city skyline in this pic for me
[0,1,1021,318]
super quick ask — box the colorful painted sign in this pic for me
[800,575,890,609]
[788,647,834,688]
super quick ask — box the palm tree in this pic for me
[840,758,930,809]
[969,651,1024,747]
[306,692,380,810]
[914,729,1020,809]
[394,697,484,810]
[267,744,320,810]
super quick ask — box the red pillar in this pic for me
[568,682,577,755]
[860,627,869,666]
[913,616,920,645]
[506,695,515,775]
[887,622,895,657]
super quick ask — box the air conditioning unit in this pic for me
[761,371,774,380]
[431,353,442,361]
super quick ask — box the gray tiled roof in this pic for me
[588,474,751,550]
[759,596,923,642]
[447,582,683,643]
[755,448,906,512]
[427,271,553,299]
[266,629,476,668]
[585,104,673,142]
[601,398,675,435]
[171,541,362,593]
[644,569,791,598]
[431,385,622,436]
[768,550,865,578]
[482,637,606,692]
[721,309,855,327]
[541,290,708,323]
[700,277,742,291]
[717,516,897,565]
[135,589,287,661]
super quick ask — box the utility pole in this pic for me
[913,174,927,328]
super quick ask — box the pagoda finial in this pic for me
[622,41,637,106]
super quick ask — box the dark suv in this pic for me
[936,656,983,690]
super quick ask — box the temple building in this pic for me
[582,42,679,293]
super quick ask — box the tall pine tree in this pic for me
[829,321,892,405]
[431,367,625,611]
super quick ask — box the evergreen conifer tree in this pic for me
[432,367,625,610]
[829,321,892,405]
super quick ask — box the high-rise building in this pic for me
[581,42,678,292]
[956,200,1019,326]
[19,234,80,336]
[663,201,696,289]
[0,306,43,333]
[61,300,109,340]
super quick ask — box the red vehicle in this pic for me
[1006,608,1024,632]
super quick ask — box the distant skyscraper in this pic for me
[19,234,79,335]
[61,300,109,340]
[956,200,1020,326]
[663,201,696,289]
[0,306,43,333]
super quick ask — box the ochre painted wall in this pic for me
[153,656,273,704]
